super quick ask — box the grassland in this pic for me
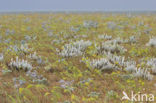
[0,13,156,103]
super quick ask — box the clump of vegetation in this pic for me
[133,68,153,80]
[146,37,156,47]
[90,58,115,71]
[59,40,92,57]
[8,57,32,71]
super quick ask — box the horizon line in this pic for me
[0,10,156,14]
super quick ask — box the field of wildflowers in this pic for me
[0,13,156,103]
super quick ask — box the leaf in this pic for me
[44,92,50,96]
[26,84,34,89]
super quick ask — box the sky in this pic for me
[0,0,156,12]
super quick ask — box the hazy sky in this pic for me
[0,0,156,12]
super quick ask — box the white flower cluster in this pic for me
[90,58,115,71]
[59,40,92,57]
[9,57,32,71]
[146,37,156,47]
[83,21,98,28]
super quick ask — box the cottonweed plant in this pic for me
[133,68,153,81]
[83,21,98,29]
[59,40,92,57]
[129,36,137,43]
[105,37,128,44]
[59,79,74,91]
[104,52,125,66]
[98,42,127,54]
[124,61,137,73]
[98,34,112,40]
[89,58,115,71]
[146,58,156,74]
[70,26,80,33]
[107,21,117,30]
[7,44,33,55]
[146,37,156,47]
[28,52,44,65]
[104,51,137,72]
[24,35,37,41]
[13,77,26,88]
[8,56,32,71]
[26,70,48,85]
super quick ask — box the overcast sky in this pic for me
[0,0,156,12]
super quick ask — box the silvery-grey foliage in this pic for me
[129,36,137,43]
[2,69,12,75]
[26,70,48,84]
[105,37,128,44]
[98,34,112,40]
[0,53,4,62]
[48,31,53,37]
[25,35,37,41]
[107,22,117,30]
[146,37,156,47]
[138,21,144,26]
[28,52,38,60]
[146,58,156,74]
[151,66,156,74]
[81,35,88,38]
[4,39,11,44]
[79,78,92,84]
[25,35,31,41]
[7,44,32,54]
[90,58,115,71]
[20,44,32,53]
[13,77,26,88]
[28,52,45,65]
[70,26,80,33]
[144,28,152,34]
[59,40,92,57]
[125,65,137,73]
[5,29,15,35]
[52,39,64,44]
[109,55,125,66]
[104,51,137,72]
[33,77,48,84]
[8,57,32,71]
[83,21,98,28]
[59,79,74,91]
[98,42,127,54]
[133,68,153,81]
